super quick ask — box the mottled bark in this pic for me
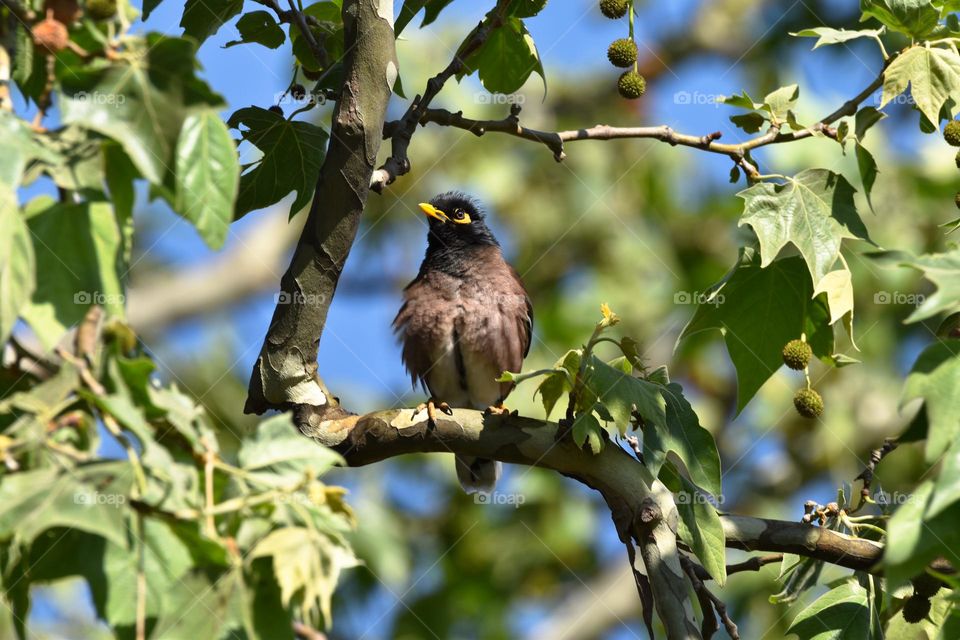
[245,0,397,414]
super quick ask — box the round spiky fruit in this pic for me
[85,0,116,20]
[912,574,943,599]
[607,38,638,68]
[782,339,812,370]
[944,120,960,147]
[902,594,931,624]
[291,83,306,100]
[617,70,646,100]
[599,0,628,19]
[793,388,824,419]
[268,105,283,116]
[32,17,68,53]
[46,0,81,24]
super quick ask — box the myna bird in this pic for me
[393,192,533,494]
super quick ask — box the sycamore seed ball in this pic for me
[607,38,638,68]
[599,0,628,19]
[902,594,931,624]
[85,0,116,20]
[793,388,824,419]
[944,120,960,147]
[782,339,812,370]
[32,17,69,53]
[911,575,942,599]
[617,70,646,100]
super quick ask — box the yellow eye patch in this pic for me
[451,210,472,224]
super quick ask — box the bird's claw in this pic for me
[485,403,513,416]
[414,398,451,427]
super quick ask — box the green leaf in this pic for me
[738,169,871,285]
[679,251,834,411]
[660,462,726,585]
[535,350,581,417]
[395,0,456,34]
[649,383,721,496]
[771,554,825,604]
[814,268,855,326]
[103,143,138,266]
[730,112,767,133]
[787,581,872,640]
[103,518,195,626]
[152,568,246,639]
[719,90,762,110]
[902,340,960,463]
[238,414,344,486]
[860,0,940,38]
[571,411,604,454]
[226,10,286,49]
[20,201,125,349]
[0,207,34,345]
[174,110,240,249]
[228,106,329,218]
[854,142,878,211]
[508,0,548,17]
[762,84,799,122]
[181,0,244,43]
[791,26,885,49]
[897,248,960,322]
[854,106,886,141]
[881,45,960,126]
[578,354,666,437]
[928,435,960,517]
[462,17,546,95]
[885,480,960,587]
[0,462,131,549]
[60,36,224,185]
[250,526,359,627]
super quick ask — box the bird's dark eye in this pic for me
[450,208,472,224]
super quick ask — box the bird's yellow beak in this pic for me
[419,202,449,223]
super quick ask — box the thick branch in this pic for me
[300,405,700,639]
[244,0,397,414]
[302,406,953,577]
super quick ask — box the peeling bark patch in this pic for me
[376,0,393,26]
[386,60,398,90]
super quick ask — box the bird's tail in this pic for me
[455,455,501,495]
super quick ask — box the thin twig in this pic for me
[851,438,898,513]
[370,0,511,191]
[681,555,739,640]
[383,54,893,182]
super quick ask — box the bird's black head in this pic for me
[419,191,499,251]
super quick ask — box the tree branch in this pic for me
[369,1,510,192]
[244,0,397,415]
[300,405,955,577]
[300,405,702,638]
[385,57,890,181]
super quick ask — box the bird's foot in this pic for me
[414,398,452,427]
[485,403,517,416]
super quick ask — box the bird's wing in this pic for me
[458,262,533,402]
[393,278,435,391]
